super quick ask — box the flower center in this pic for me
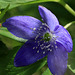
[32,24,59,55]
[43,32,52,42]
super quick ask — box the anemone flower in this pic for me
[2,6,73,75]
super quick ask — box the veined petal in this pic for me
[47,42,68,75]
[2,16,42,39]
[14,38,47,67]
[55,25,73,52]
[38,6,59,31]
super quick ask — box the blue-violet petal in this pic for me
[38,5,59,31]
[14,38,47,67]
[55,25,73,52]
[2,16,42,39]
[47,42,68,75]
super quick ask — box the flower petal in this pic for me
[14,38,48,67]
[38,6,59,31]
[47,42,68,75]
[55,25,73,52]
[2,16,42,39]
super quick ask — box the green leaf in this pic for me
[0,27,26,48]
[65,67,75,75]
[0,0,75,16]
[0,35,23,48]
[0,46,20,75]
[0,0,59,9]
[0,11,1,14]
[68,39,75,73]
[0,27,26,42]
[0,4,10,20]
[0,41,8,55]
[42,68,52,75]
[8,58,47,75]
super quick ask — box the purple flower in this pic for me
[2,6,73,75]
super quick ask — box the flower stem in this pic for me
[59,0,75,16]
[64,21,75,29]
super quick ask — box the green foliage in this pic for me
[65,21,75,39]
[0,0,75,16]
[68,39,75,73]
[42,68,52,75]
[0,0,75,75]
[0,4,10,20]
[0,27,26,42]
[0,45,47,75]
[0,27,26,48]
[0,0,58,9]
[0,41,8,55]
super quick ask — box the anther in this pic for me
[48,48,50,51]
[42,19,43,21]
[41,47,44,50]
[43,51,45,54]
[48,49,52,52]
[42,23,45,25]
[35,38,37,40]
[40,44,44,47]
[37,50,39,53]
[36,35,39,38]
[38,33,41,35]
[40,26,42,29]
[45,23,47,25]
[36,47,38,49]
[44,41,46,43]
[50,49,52,52]
[46,45,50,48]
[33,28,36,30]
[55,41,56,44]
[55,46,57,48]
[33,47,35,49]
